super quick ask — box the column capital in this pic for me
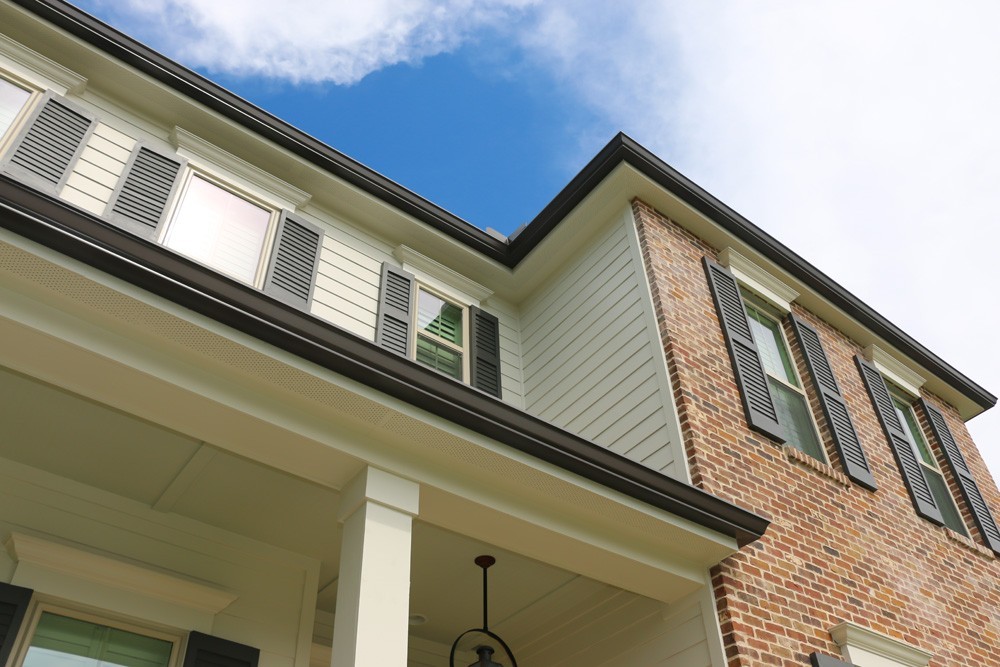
[337,466,419,522]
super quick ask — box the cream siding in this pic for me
[520,212,683,478]
[59,122,135,216]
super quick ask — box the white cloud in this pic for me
[88,0,1000,481]
[98,0,536,84]
[520,1,1000,480]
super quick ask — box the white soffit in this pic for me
[865,344,926,397]
[0,32,87,96]
[719,247,799,313]
[829,622,932,667]
[170,126,312,211]
[4,532,238,614]
[394,244,493,305]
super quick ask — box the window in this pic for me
[414,285,468,381]
[161,174,275,285]
[17,607,178,667]
[891,392,967,536]
[743,294,825,461]
[0,77,32,143]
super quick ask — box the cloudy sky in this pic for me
[75,1,1000,482]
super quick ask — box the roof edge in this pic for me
[0,175,770,548]
[10,0,994,413]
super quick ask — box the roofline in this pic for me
[0,174,770,547]
[9,0,996,414]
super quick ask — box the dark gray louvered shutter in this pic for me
[3,93,94,194]
[0,582,33,667]
[855,356,943,525]
[106,145,184,240]
[920,398,1000,554]
[810,653,857,667]
[702,257,785,442]
[469,306,502,397]
[790,316,876,490]
[183,632,258,667]
[375,263,415,357]
[263,211,323,310]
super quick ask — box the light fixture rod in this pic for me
[475,555,495,631]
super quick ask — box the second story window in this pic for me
[0,77,32,144]
[162,173,275,285]
[414,286,468,381]
[743,294,825,461]
[891,392,968,536]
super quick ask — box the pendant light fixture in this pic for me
[449,555,518,667]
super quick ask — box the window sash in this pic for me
[161,173,275,286]
[411,286,469,381]
[0,77,32,144]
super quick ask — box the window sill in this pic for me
[783,444,851,488]
[939,524,996,560]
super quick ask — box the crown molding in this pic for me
[4,532,238,614]
[719,247,798,313]
[829,621,931,667]
[394,244,493,305]
[865,344,926,397]
[0,32,86,95]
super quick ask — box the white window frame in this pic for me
[410,283,471,383]
[741,291,827,463]
[888,387,968,536]
[158,168,280,288]
[10,600,184,667]
[0,71,41,157]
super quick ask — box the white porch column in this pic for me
[332,467,419,667]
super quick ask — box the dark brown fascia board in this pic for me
[0,175,769,547]
[12,0,995,414]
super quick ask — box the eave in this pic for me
[0,174,769,547]
[9,0,993,418]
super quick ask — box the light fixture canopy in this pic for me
[449,555,518,667]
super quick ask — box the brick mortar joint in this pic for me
[940,524,997,560]
[781,444,851,487]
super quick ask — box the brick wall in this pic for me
[632,199,1000,666]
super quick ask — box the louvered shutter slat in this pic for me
[0,582,33,667]
[790,316,876,489]
[4,96,93,192]
[702,257,785,442]
[920,399,1000,554]
[856,356,943,524]
[470,306,502,398]
[263,212,323,310]
[375,264,414,357]
[107,146,184,239]
[183,632,259,667]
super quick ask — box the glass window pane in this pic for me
[769,379,824,460]
[163,176,271,284]
[892,397,935,467]
[416,335,462,379]
[925,468,967,536]
[745,305,797,385]
[24,613,172,667]
[416,290,463,345]
[0,78,31,140]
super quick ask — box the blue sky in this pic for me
[74,0,1000,481]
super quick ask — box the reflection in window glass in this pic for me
[417,290,462,345]
[0,78,31,140]
[23,613,172,667]
[163,175,271,284]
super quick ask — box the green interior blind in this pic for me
[23,613,173,667]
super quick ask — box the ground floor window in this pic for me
[19,609,177,667]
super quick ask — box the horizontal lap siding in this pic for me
[309,222,525,406]
[310,225,388,341]
[60,123,136,216]
[520,218,677,476]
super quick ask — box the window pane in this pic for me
[745,306,797,385]
[0,78,31,140]
[892,398,935,467]
[769,379,825,460]
[416,335,462,379]
[24,613,172,667]
[925,468,967,536]
[163,176,271,284]
[417,290,463,345]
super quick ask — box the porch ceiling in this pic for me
[0,363,665,653]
